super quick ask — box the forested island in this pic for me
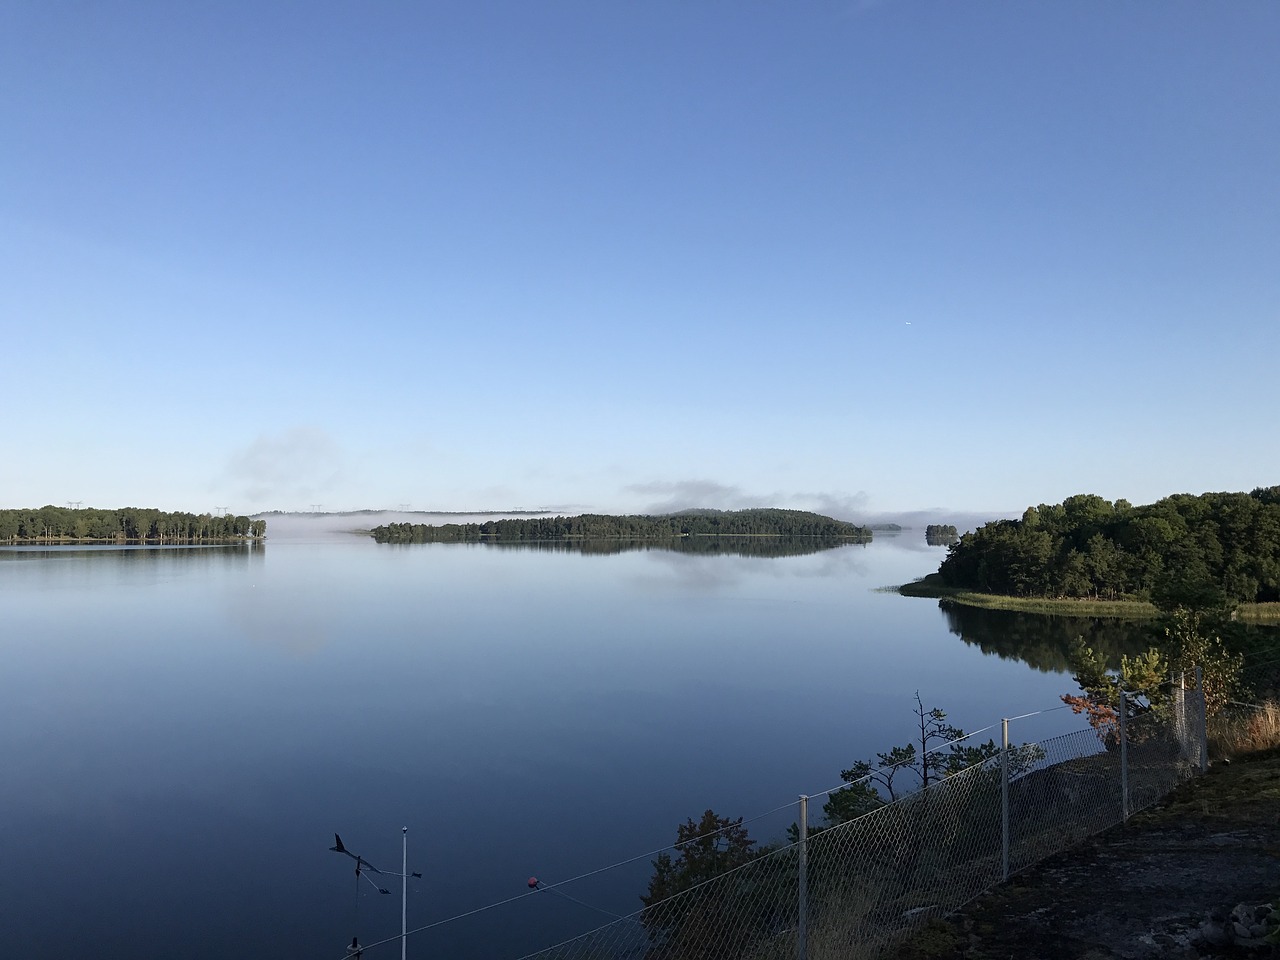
[917,488,1280,613]
[0,506,266,544]
[476,537,855,558]
[925,524,959,545]
[371,508,871,544]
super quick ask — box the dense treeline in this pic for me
[483,536,856,558]
[939,488,1280,605]
[926,524,959,545]
[0,506,266,544]
[372,509,871,544]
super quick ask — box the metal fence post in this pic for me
[1119,690,1129,821]
[1001,718,1009,882]
[1173,672,1187,761]
[1196,664,1208,773]
[797,795,808,960]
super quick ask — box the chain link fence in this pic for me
[515,687,1207,960]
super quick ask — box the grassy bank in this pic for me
[897,574,1158,618]
[1235,602,1280,623]
[898,574,1280,622]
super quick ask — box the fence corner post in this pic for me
[797,794,808,960]
[1196,664,1209,774]
[1119,689,1130,821]
[1001,718,1010,882]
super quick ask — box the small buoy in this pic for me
[528,877,540,889]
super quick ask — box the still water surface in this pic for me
[3,523,1114,959]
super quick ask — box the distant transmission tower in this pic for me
[66,500,83,509]
[213,505,229,516]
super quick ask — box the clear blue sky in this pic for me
[3,1,1276,519]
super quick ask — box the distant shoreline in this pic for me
[370,509,873,545]
[0,536,260,546]
[254,509,557,517]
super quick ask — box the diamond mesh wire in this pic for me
[1007,726,1118,873]
[516,690,1206,960]
[518,843,799,960]
[1126,708,1198,814]
[801,760,1005,960]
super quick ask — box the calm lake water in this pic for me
[2,520,1126,959]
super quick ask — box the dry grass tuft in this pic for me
[1207,700,1280,760]
[1235,602,1280,623]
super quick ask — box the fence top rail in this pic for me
[1004,705,1070,722]
[1224,698,1278,711]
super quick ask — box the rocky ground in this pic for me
[885,747,1280,960]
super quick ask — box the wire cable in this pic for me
[530,880,639,923]
[332,798,801,959]
[1224,698,1278,710]
[1003,705,1070,722]
[1237,651,1280,674]
[329,690,1166,956]
[808,721,1001,801]
[334,645,1280,957]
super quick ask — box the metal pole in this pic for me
[402,827,408,960]
[1196,665,1208,774]
[1173,672,1185,760]
[797,795,808,960]
[1001,718,1009,881]
[1119,690,1129,821]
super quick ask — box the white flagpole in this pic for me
[401,826,408,960]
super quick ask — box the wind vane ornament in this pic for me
[331,833,394,895]
[330,830,423,960]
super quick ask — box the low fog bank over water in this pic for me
[254,510,559,541]
[255,508,1017,545]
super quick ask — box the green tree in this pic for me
[1061,639,1170,743]
[643,810,757,904]
[819,760,885,826]
[822,694,1002,820]
[640,811,772,960]
[939,488,1280,605]
[1164,608,1243,716]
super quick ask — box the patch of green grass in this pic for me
[896,573,959,597]
[896,578,1280,623]
[891,919,961,959]
[1138,744,1280,825]
[896,576,1158,619]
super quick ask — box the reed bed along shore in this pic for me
[897,575,1280,623]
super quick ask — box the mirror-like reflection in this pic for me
[0,535,1190,959]
[477,536,863,558]
[939,600,1157,673]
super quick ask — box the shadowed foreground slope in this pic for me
[888,747,1280,960]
